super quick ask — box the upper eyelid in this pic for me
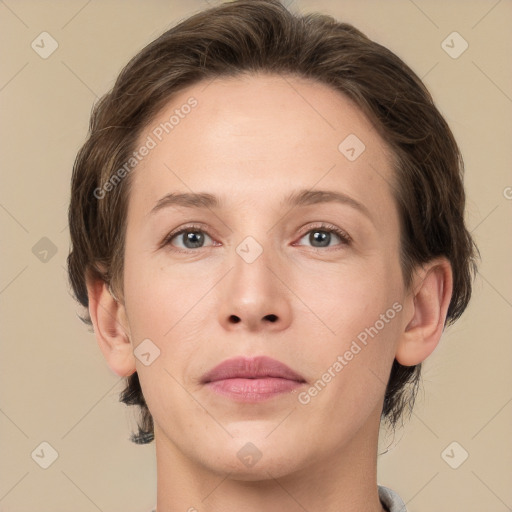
[297,223,350,240]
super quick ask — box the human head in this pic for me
[67,0,478,445]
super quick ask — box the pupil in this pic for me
[312,230,329,247]
[185,231,204,248]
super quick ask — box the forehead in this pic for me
[128,73,397,225]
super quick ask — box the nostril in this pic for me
[265,314,277,322]
[229,315,241,323]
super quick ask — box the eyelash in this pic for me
[162,222,352,253]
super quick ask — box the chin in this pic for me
[202,439,302,481]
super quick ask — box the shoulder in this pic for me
[378,484,407,512]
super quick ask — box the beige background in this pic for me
[1,0,511,511]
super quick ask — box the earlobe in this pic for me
[86,271,136,377]
[395,258,453,367]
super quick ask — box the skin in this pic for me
[86,73,453,512]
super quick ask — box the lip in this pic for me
[201,356,306,402]
[201,355,306,383]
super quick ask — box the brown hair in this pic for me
[67,0,479,444]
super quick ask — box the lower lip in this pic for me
[205,377,304,402]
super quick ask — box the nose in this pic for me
[216,240,293,333]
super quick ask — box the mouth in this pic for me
[201,355,307,402]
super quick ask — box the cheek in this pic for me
[296,300,402,436]
[292,258,403,391]
[123,248,210,365]
[123,248,194,336]
[122,255,205,414]
[293,257,399,333]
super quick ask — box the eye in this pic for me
[162,222,351,253]
[295,224,351,249]
[163,224,215,251]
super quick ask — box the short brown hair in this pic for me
[67,0,479,444]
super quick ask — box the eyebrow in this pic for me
[149,188,373,222]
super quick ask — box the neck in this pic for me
[154,404,387,512]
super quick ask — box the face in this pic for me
[121,73,409,478]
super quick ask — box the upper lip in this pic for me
[201,356,306,384]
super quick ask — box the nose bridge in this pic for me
[230,230,277,301]
[228,202,277,275]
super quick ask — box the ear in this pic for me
[395,257,453,366]
[85,269,136,377]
